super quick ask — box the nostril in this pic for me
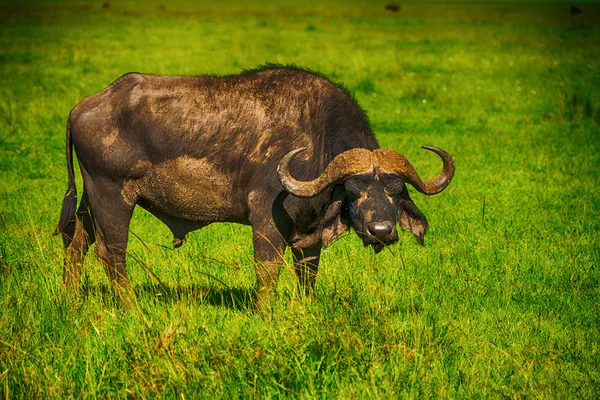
[367,222,393,239]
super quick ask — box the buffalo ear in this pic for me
[398,199,429,245]
[293,189,348,249]
[320,199,349,246]
[321,202,349,246]
[319,187,349,246]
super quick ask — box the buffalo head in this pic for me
[278,146,455,252]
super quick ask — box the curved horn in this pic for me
[374,146,455,195]
[278,147,374,197]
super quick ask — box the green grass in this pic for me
[1,0,599,397]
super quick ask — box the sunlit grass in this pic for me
[1,0,599,398]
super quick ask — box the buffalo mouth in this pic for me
[372,242,386,254]
[363,238,397,254]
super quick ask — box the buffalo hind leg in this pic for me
[292,243,322,296]
[64,190,96,288]
[86,182,135,300]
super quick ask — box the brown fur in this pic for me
[57,66,448,311]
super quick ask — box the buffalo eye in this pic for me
[344,184,362,199]
[344,175,370,199]
[380,174,404,197]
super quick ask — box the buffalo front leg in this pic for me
[252,227,287,313]
[292,243,322,296]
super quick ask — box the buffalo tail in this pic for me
[55,118,77,246]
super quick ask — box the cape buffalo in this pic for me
[57,66,454,310]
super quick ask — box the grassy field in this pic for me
[1,0,599,397]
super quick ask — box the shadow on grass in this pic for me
[80,283,256,311]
